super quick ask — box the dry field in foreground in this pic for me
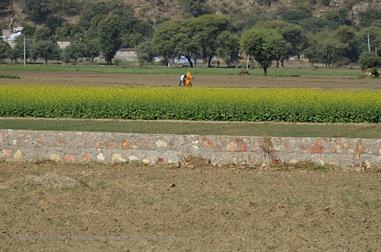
[0,162,380,251]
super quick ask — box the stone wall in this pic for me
[1,130,381,169]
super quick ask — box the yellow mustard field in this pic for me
[0,85,380,122]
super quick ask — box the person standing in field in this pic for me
[185,70,193,87]
[179,73,186,87]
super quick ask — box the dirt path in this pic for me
[1,162,380,251]
[1,72,380,89]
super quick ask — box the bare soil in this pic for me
[1,72,381,89]
[0,162,380,251]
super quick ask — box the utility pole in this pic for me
[23,34,26,66]
[367,33,371,54]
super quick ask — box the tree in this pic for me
[137,41,155,65]
[335,25,359,62]
[151,15,229,67]
[359,9,381,27]
[359,53,381,70]
[281,9,311,24]
[22,0,79,22]
[304,31,349,67]
[30,40,61,64]
[241,28,282,75]
[190,14,229,67]
[33,26,53,41]
[272,39,292,67]
[14,36,31,61]
[322,9,352,28]
[23,0,60,22]
[216,31,240,67]
[152,20,180,65]
[0,41,11,61]
[299,16,331,32]
[255,20,308,61]
[356,26,381,57]
[63,42,87,64]
[97,14,122,64]
[182,0,210,17]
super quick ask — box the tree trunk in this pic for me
[263,66,267,76]
[45,59,48,64]
[186,56,194,68]
[281,58,285,68]
[208,57,212,68]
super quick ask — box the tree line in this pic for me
[0,0,380,74]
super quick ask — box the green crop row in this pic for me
[0,85,380,123]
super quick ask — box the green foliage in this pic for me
[33,26,53,41]
[30,40,61,64]
[64,42,87,64]
[46,16,65,34]
[137,41,155,64]
[152,15,229,67]
[97,14,122,64]
[0,74,21,79]
[22,0,80,22]
[281,9,312,24]
[216,31,240,67]
[255,20,308,60]
[241,28,283,75]
[152,20,179,64]
[0,86,380,123]
[370,68,380,77]
[13,36,30,61]
[299,16,331,32]
[0,40,11,60]
[23,0,60,22]
[359,53,381,70]
[304,31,349,67]
[182,0,211,17]
[359,9,381,27]
[323,9,352,28]
[356,26,381,56]
[320,0,331,7]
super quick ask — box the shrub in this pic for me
[359,53,381,70]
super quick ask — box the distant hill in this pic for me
[1,0,380,30]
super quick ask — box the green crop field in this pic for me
[0,64,363,78]
[1,84,380,123]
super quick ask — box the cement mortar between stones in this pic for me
[1,130,381,170]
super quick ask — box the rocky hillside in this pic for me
[1,0,380,30]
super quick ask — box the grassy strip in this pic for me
[0,74,21,79]
[0,85,380,123]
[0,64,362,78]
[1,118,381,138]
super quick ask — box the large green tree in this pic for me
[304,31,349,67]
[151,20,179,65]
[255,20,308,62]
[30,40,61,64]
[216,31,240,67]
[151,15,229,67]
[97,14,122,64]
[241,28,283,75]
